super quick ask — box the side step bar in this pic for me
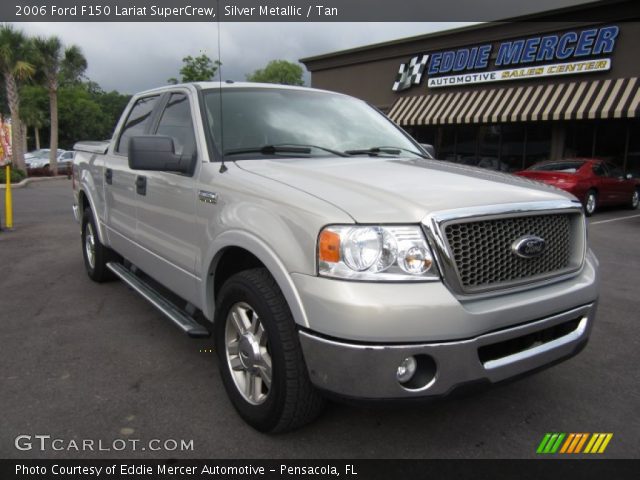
[107,262,210,338]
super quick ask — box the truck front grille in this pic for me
[442,213,581,294]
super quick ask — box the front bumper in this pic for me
[299,302,596,399]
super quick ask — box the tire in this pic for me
[629,188,639,210]
[214,268,324,433]
[584,189,597,217]
[81,208,115,282]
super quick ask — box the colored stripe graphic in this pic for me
[537,433,565,454]
[537,433,613,454]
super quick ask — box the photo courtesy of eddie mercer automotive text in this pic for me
[72,79,599,433]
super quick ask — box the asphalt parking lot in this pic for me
[1,178,638,459]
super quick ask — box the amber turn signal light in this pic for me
[319,230,341,263]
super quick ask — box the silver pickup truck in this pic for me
[72,82,599,433]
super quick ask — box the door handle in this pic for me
[135,175,147,196]
[105,168,113,185]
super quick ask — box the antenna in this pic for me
[216,0,227,173]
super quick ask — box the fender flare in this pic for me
[201,229,310,329]
[78,183,107,245]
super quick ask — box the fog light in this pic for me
[396,356,417,384]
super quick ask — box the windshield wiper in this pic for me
[344,146,428,158]
[276,143,350,157]
[224,145,311,156]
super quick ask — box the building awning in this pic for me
[388,77,640,126]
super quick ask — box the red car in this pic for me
[515,159,639,216]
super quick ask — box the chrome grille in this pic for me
[443,213,575,293]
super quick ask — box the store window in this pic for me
[564,122,594,158]
[500,124,525,172]
[525,124,551,167]
[456,125,477,166]
[627,120,640,178]
[595,120,627,169]
[436,126,456,161]
[477,125,505,171]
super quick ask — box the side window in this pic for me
[593,163,607,177]
[116,95,160,154]
[155,93,196,158]
[606,163,623,178]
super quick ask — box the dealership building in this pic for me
[300,0,640,175]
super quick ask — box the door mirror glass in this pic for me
[128,135,192,174]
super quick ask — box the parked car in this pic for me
[72,83,599,432]
[515,159,640,216]
[24,148,51,161]
[25,150,74,175]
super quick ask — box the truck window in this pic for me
[155,93,196,157]
[116,95,160,154]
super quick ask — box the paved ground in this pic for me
[1,179,638,459]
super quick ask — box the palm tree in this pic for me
[33,36,86,175]
[0,25,35,171]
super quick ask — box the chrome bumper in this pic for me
[299,302,596,399]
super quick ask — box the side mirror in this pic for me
[128,135,193,174]
[420,143,436,158]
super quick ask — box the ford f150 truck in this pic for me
[72,82,599,433]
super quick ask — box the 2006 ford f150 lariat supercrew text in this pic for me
[72,83,599,432]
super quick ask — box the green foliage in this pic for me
[20,82,130,150]
[20,85,48,128]
[0,166,26,183]
[246,60,305,86]
[0,25,35,81]
[56,85,130,148]
[169,53,221,84]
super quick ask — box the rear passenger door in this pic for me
[132,90,201,305]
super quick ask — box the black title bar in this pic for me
[2,459,640,480]
[2,0,626,22]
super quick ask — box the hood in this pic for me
[236,157,575,223]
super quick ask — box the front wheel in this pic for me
[584,190,597,217]
[214,268,324,433]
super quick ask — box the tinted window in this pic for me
[155,93,196,157]
[606,163,624,178]
[530,161,585,173]
[117,95,159,154]
[593,163,607,177]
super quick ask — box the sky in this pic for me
[13,0,596,94]
[17,22,476,93]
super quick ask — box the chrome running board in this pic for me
[107,262,210,338]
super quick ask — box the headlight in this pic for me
[318,225,439,281]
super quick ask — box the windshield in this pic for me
[202,88,423,159]
[529,161,585,173]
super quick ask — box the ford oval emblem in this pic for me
[512,235,546,258]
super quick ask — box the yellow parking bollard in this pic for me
[4,164,12,229]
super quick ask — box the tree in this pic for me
[168,53,221,84]
[33,36,87,175]
[20,85,48,150]
[246,60,305,86]
[0,25,35,170]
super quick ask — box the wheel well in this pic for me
[213,247,266,298]
[79,190,90,214]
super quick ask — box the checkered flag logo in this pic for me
[392,54,429,92]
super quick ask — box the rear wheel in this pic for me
[584,190,597,217]
[81,208,115,282]
[214,268,324,433]
[629,188,639,210]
